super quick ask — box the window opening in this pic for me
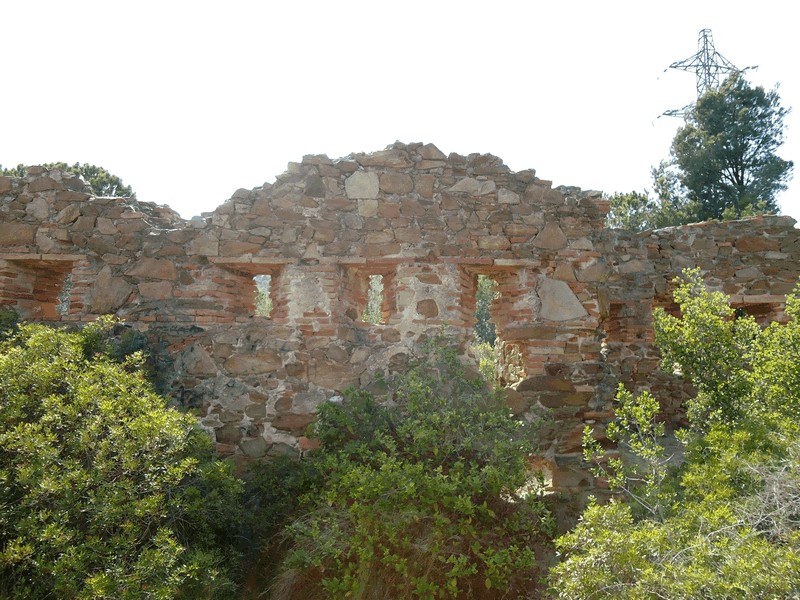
[253,274,273,317]
[471,274,500,382]
[362,274,384,324]
[56,273,72,316]
[474,274,499,346]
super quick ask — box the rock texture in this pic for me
[2,142,800,493]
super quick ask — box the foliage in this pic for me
[605,187,689,233]
[551,269,800,598]
[0,307,19,341]
[607,74,793,231]
[0,164,27,177]
[0,318,245,599]
[273,337,554,599]
[0,162,134,197]
[605,190,659,232]
[234,456,322,597]
[605,160,699,232]
[672,73,793,221]
[470,340,496,383]
[583,386,675,521]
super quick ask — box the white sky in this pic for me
[2,0,798,222]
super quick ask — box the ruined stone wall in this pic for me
[2,143,800,493]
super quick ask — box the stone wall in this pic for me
[2,143,800,493]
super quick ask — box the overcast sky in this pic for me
[2,1,798,222]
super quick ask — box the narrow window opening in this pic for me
[362,274,384,324]
[474,274,499,346]
[253,274,273,317]
[471,274,500,383]
[56,273,72,316]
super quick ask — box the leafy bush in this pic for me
[551,269,800,598]
[0,319,245,599]
[272,337,554,599]
[0,307,19,341]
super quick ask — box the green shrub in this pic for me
[0,307,18,341]
[272,337,554,599]
[551,270,800,598]
[0,320,245,599]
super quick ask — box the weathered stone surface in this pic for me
[538,278,588,321]
[219,240,262,256]
[90,266,134,313]
[304,174,326,198]
[55,204,81,224]
[617,259,655,274]
[96,217,118,235]
[516,376,576,393]
[736,237,780,252]
[0,176,12,194]
[478,236,511,250]
[25,197,49,220]
[127,258,178,280]
[0,223,35,245]
[240,436,269,458]
[357,199,378,217]
[28,177,62,192]
[345,171,380,199]
[416,299,439,318]
[272,413,314,435]
[224,350,283,375]
[187,233,219,256]
[182,344,218,376]
[138,281,173,300]
[417,143,446,160]
[216,423,243,445]
[310,359,360,390]
[498,188,520,204]
[415,174,435,198]
[380,172,414,194]
[533,222,567,249]
[357,148,413,168]
[448,177,496,195]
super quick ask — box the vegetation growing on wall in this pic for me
[269,337,555,599]
[4,274,800,597]
[550,270,800,597]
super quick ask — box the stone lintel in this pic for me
[0,253,84,262]
[209,257,295,265]
[729,294,786,305]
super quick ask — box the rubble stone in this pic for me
[2,143,799,498]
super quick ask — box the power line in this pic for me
[662,29,756,118]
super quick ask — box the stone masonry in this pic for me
[2,142,800,493]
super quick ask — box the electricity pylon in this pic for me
[662,29,755,117]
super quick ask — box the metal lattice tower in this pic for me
[662,29,754,117]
